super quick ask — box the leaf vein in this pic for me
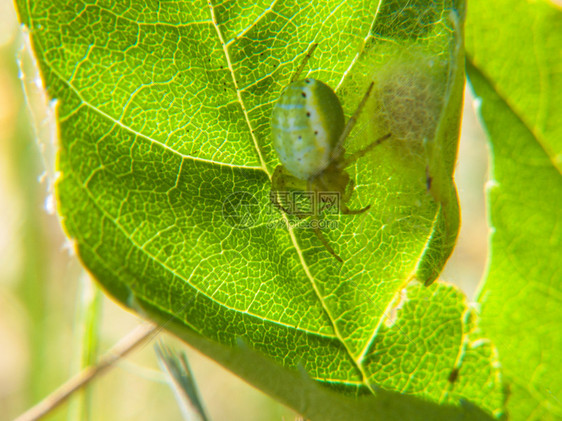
[207,0,271,177]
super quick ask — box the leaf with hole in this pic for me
[14,0,506,419]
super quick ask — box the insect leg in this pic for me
[341,202,371,215]
[307,179,343,263]
[270,166,296,215]
[290,43,319,83]
[342,133,391,168]
[342,178,354,203]
[339,178,371,215]
[332,82,375,160]
[271,166,314,219]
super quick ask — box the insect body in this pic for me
[271,79,345,180]
[270,77,390,262]
[270,45,390,262]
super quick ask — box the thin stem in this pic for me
[14,323,159,421]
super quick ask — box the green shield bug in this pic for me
[270,44,391,262]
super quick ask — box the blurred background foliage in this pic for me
[0,0,488,419]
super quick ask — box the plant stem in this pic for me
[14,323,158,421]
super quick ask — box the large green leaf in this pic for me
[15,1,504,418]
[466,0,562,173]
[466,1,562,419]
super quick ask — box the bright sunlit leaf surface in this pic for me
[15,1,505,419]
[467,1,562,419]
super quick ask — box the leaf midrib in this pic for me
[207,0,271,176]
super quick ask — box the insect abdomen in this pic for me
[271,79,345,180]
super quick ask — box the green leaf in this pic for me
[466,1,562,419]
[466,0,562,174]
[15,0,504,418]
[155,342,209,421]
